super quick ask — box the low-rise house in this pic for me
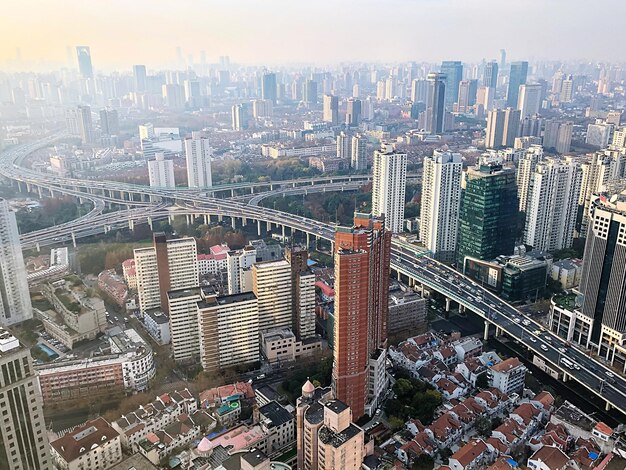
[489,357,527,395]
[449,439,490,470]
[435,377,467,401]
[258,400,295,457]
[50,417,123,470]
[426,412,463,449]
[527,445,571,470]
[455,357,488,387]
[112,389,197,451]
[453,337,483,361]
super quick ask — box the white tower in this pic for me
[372,144,407,233]
[185,134,212,188]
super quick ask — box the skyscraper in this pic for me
[133,64,147,92]
[323,94,339,125]
[226,246,257,295]
[336,131,351,159]
[420,150,463,262]
[560,75,574,102]
[579,191,626,356]
[485,109,505,149]
[302,79,317,104]
[484,61,499,88]
[372,144,407,233]
[425,72,446,134]
[76,45,93,78]
[411,78,429,103]
[185,134,212,188]
[346,98,361,126]
[440,61,463,108]
[285,248,316,341]
[523,158,582,252]
[262,72,277,104]
[99,108,119,136]
[66,105,94,144]
[148,153,176,188]
[333,213,391,419]
[517,84,543,119]
[0,329,52,469]
[231,103,249,130]
[456,79,477,113]
[162,83,185,109]
[0,199,32,326]
[502,107,521,148]
[252,260,292,332]
[506,61,528,108]
[351,134,368,171]
[516,145,545,214]
[457,162,518,270]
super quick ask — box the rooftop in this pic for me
[325,399,349,414]
[318,423,362,448]
[259,401,293,427]
[50,417,119,463]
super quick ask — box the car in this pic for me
[541,344,549,351]
[606,371,615,378]
[559,348,567,353]
[513,318,521,323]
[375,409,381,415]
[522,320,531,326]
[529,337,537,343]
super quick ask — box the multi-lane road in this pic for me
[1,136,625,414]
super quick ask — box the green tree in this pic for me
[411,455,435,470]
[475,372,490,389]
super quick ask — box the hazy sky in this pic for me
[2,0,625,71]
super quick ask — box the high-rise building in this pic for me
[231,103,249,130]
[198,291,259,371]
[543,120,573,154]
[184,135,212,188]
[410,78,428,103]
[183,79,201,107]
[502,107,521,148]
[425,72,446,134]
[0,199,32,326]
[579,191,626,357]
[506,61,528,108]
[323,94,339,125]
[99,107,119,136]
[517,83,543,119]
[336,131,351,159]
[302,79,318,104]
[516,145,545,214]
[167,287,203,362]
[333,213,391,419]
[457,162,518,270]
[0,329,52,469]
[252,260,292,332]
[560,75,574,102]
[148,153,175,188]
[346,98,361,126]
[252,99,273,119]
[484,61,499,88]
[351,134,368,171]
[440,60,463,108]
[66,105,94,144]
[76,45,93,78]
[372,144,407,233]
[161,83,185,109]
[485,109,505,149]
[133,64,147,92]
[262,72,277,104]
[420,150,463,262]
[285,248,316,341]
[523,158,582,252]
[586,122,613,148]
[456,79,477,113]
[226,246,257,295]
[362,96,375,121]
[134,233,198,312]
[519,115,544,137]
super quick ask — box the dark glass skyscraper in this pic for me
[506,61,528,108]
[133,64,147,92]
[76,45,93,79]
[440,60,463,108]
[261,72,277,104]
[425,72,446,134]
[457,163,518,270]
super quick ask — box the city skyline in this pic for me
[2,0,626,71]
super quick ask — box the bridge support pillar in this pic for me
[330,241,334,253]
[168,215,174,224]
[282,225,286,239]
[267,221,271,232]
[129,219,135,231]
[26,183,32,193]
[257,220,262,236]
[483,321,490,341]
[38,186,43,198]
[606,401,612,411]
[17,181,23,193]
[147,217,153,230]
[36,242,40,252]
[459,304,465,314]
[250,187,254,194]
[408,277,415,287]
[71,232,76,248]
[218,214,223,223]
[231,189,235,197]
[204,214,210,225]
[397,271,402,281]
[187,214,193,225]
[306,232,311,248]
[445,297,451,312]
[231,218,236,230]
[562,373,569,382]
